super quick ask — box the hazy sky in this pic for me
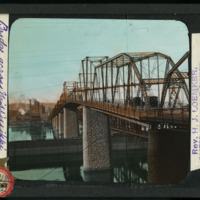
[9,19,189,103]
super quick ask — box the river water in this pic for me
[8,122,148,184]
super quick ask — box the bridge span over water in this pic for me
[50,51,190,183]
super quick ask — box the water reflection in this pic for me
[112,149,147,183]
[82,168,113,183]
[63,166,83,182]
[9,149,147,184]
[9,121,148,184]
[9,121,54,142]
[12,168,66,181]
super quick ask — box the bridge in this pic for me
[50,51,190,183]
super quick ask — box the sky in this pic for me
[8,19,189,103]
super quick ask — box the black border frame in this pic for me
[3,3,200,197]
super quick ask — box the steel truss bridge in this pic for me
[50,52,189,138]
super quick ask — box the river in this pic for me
[8,121,148,184]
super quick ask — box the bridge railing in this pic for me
[51,93,189,126]
[77,94,188,123]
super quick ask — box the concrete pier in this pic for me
[148,129,189,183]
[83,106,112,171]
[63,107,79,139]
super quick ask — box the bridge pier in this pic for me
[63,107,79,139]
[52,117,56,131]
[83,106,112,171]
[58,113,64,139]
[148,129,189,183]
[53,115,59,138]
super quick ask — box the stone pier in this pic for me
[83,106,112,171]
[148,129,190,183]
[52,118,55,130]
[54,115,59,138]
[63,107,79,139]
[58,113,64,139]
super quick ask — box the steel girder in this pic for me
[159,52,189,108]
[76,52,189,108]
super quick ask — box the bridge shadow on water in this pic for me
[9,149,148,184]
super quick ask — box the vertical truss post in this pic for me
[111,61,114,103]
[97,68,101,101]
[77,82,79,101]
[168,86,173,108]
[147,58,151,91]
[90,61,92,88]
[74,81,77,101]
[89,61,92,100]
[101,63,105,102]
[165,59,169,77]
[123,59,125,105]
[79,73,83,102]
[86,57,88,102]
[148,58,150,80]
[134,65,136,100]
[173,83,181,108]
[130,66,133,99]
[126,64,131,106]
[113,61,120,102]
[82,60,86,102]
[140,61,143,107]
[91,69,97,102]
[157,54,160,103]
[105,62,108,102]
[165,60,170,108]
[168,86,171,108]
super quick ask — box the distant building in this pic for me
[9,99,55,122]
[9,110,21,121]
[29,99,40,120]
[39,105,45,116]
[9,110,30,122]
[40,105,49,121]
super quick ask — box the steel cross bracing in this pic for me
[76,52,189,108]
[51,52,189,136]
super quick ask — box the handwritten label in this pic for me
[0,15,9,159]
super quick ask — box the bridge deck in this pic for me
[52,98,189,127]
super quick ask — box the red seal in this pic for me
[0,167,14,197]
